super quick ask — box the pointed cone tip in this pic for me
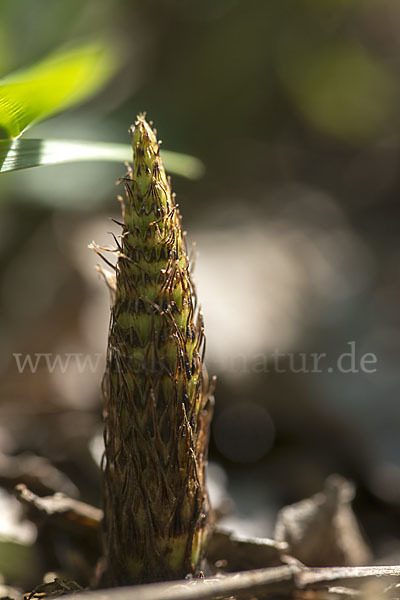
[130,113,158,152]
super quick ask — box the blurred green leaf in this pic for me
[278,39,398,142]
[0,539,39,587]
[0,138,205,179]
[0,42,117,139]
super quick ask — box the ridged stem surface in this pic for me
[101,115,213,585]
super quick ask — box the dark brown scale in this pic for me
[183,392,190,411]
[170,302,179,314]
[132,329,141,347]
[157,271,166,285]
[185,359,192,380]
[150,247,157,262]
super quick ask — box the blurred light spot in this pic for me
[193,225,304,367]
[193,189,374,370]
[89,431,104,467]
[0,488,36,544]
[213,403,275,463]
[50,342,105,409]
[217,509,273,539]
[206,461,228,509]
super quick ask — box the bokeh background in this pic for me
[1,0,400,588]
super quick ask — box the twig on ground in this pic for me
[56,564,400,600]
[15,483,102,533]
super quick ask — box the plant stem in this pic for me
[101,115,214,585]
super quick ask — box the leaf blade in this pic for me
[0,138,204,179]
[0,43,117,138]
